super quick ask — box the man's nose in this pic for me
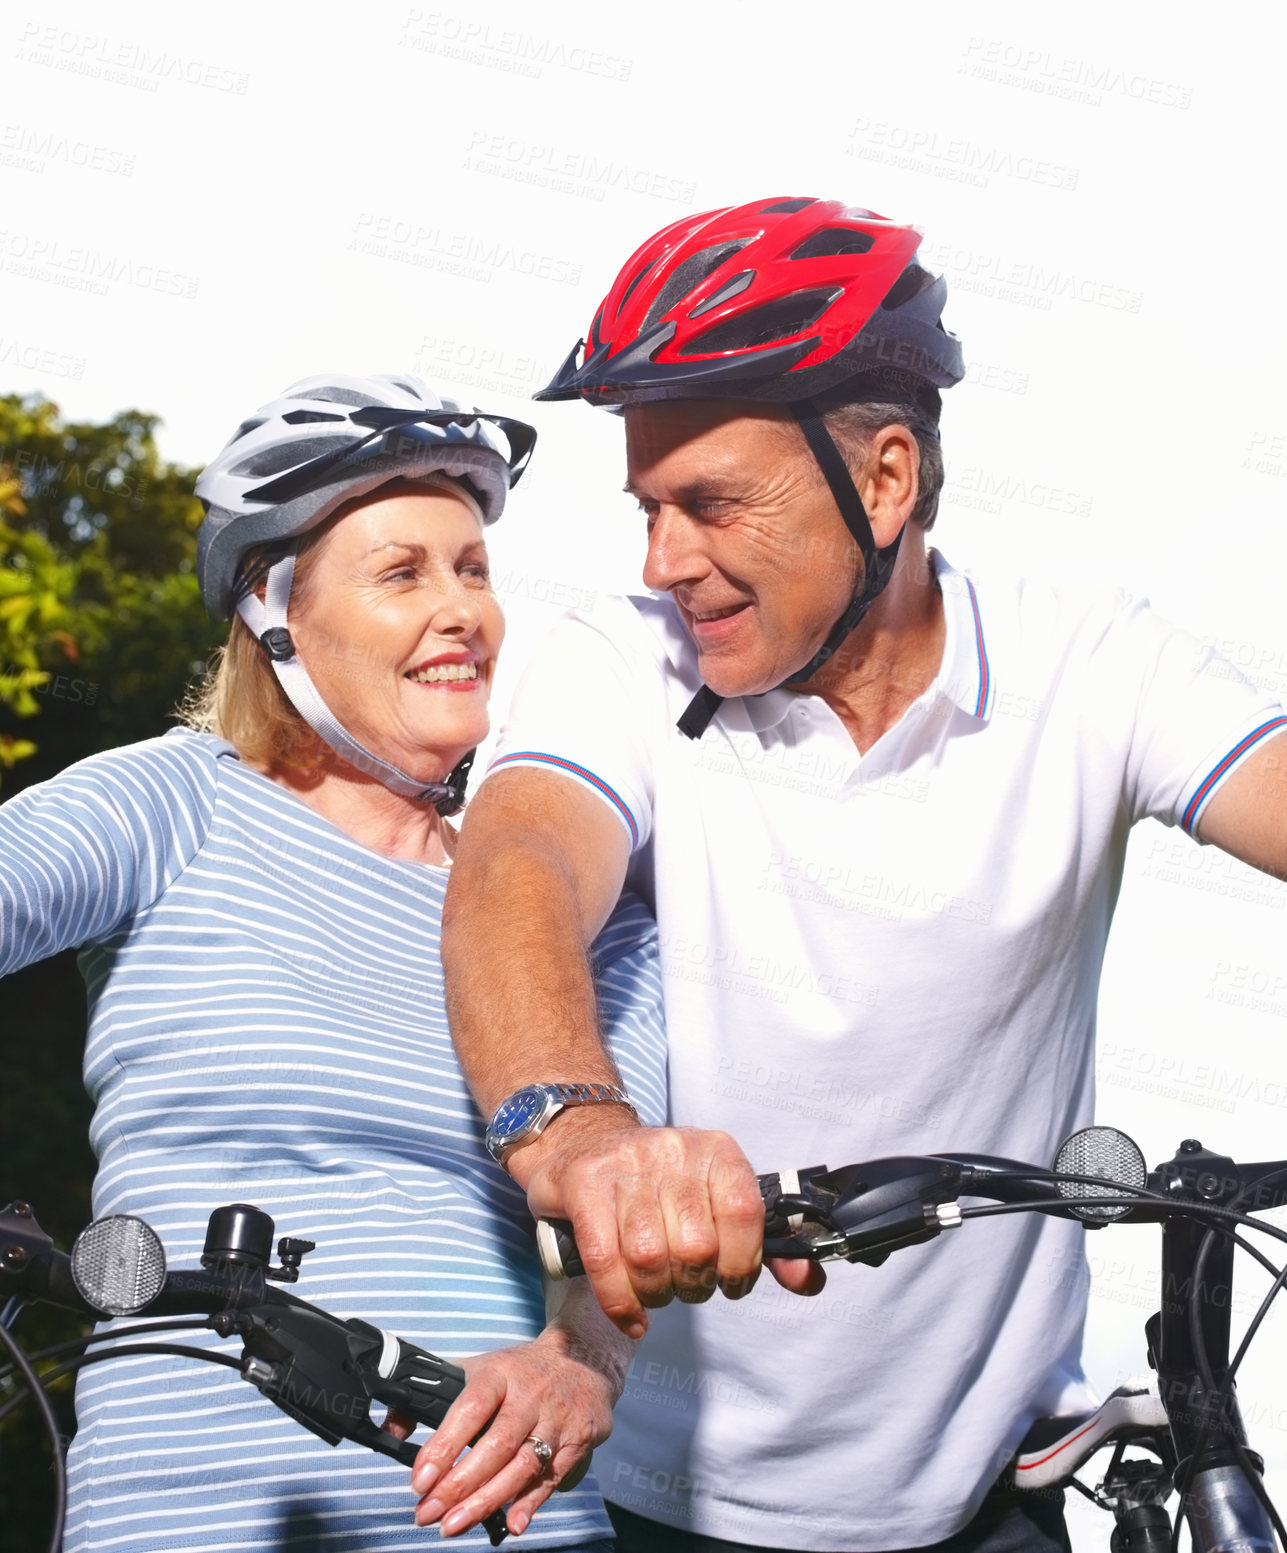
[641,509,703,594]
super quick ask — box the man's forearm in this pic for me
[446,772,768,1330]
[444,844,618,1111]
[444,771,632,1117]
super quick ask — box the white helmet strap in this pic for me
[234,553,468,810]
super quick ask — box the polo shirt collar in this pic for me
[931,549,994,721]
[653,546,995,736]
[732,549,995,732]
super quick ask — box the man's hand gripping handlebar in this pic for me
[535,1154,985,1281]
[513,1118,807,1338]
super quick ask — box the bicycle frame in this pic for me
[8,1128,1287,1553]
[539,1128,1287,1551]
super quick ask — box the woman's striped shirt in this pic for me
[0,728,666,1551]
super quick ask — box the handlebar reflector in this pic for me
[1054,1127,1146,1222]
[71,1215,167,1315]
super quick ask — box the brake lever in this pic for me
[227,1293,508,1545]
[761,1158,966,1266]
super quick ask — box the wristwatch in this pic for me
[484,1082,635,1166]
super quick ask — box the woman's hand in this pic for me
[408,1282,637,1537]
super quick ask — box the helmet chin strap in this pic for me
[676,400,902,740]
[234,553,474,816]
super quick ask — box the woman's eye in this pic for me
[461,563,491,585]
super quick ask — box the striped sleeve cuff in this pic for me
[487,751,641,850]
[1180,716,1287,836]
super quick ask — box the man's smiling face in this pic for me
[625,399,860,697]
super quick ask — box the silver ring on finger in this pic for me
[524,1435,554,1475]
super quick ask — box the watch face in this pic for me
[491,1086,545,1142]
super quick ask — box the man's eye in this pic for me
[385,566,416,582]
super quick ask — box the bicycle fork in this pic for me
[1149,1165,1277,1553]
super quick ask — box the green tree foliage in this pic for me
[0,393,225,1551]
[0,392,224,791]
[0,465,75,771]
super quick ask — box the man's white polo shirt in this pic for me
[486,551,1286,1550]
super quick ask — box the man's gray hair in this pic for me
[809,380,945,531]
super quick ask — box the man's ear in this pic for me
[862,425,919,550]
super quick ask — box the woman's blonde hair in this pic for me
[181,523,333,773]
[182,614,323,773]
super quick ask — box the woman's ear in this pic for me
[236,547,285,605]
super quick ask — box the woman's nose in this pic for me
[428,586,483,636]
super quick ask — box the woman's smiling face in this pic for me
[289,480,504,784]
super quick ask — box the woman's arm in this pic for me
[0,735,215,974]
[405,1278,637,1537]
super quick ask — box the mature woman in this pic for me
[0,374,665,1550]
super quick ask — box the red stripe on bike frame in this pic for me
[488,751,639,849]
[1014,1417,1099,1472]
[1180,716,1287,836]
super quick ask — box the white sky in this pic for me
[6,2,1287,1538]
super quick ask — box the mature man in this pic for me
[438,197,1287,1551]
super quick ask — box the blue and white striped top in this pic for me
[0,728,666,1552]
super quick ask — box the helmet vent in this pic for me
[789,228,875,261]
[687,270,754,318]
[760,198,816,214]
[302,386,373,408]
[281,409,348,425]
[880,263,932,311]
[642,240,752,330]
[616,262,653,318]
[676,288,839,356]
[230,436,355,479]
[229,417,267,444]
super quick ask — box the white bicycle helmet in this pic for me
[194,373,537,814]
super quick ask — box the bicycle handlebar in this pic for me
[9,1129,1287,1553]
[536,1150,1083,1280]
[0,1200,509,1547]
[535,1127,1287,1553]
[536,1134,1287,1280]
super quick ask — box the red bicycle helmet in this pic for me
[538,197,965,738]
[537,196,963,406]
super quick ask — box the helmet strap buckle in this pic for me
[259,626,296,663]
[428,749,476,816]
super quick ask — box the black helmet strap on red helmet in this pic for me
[675,400,905,740]
[540,198,961,741]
